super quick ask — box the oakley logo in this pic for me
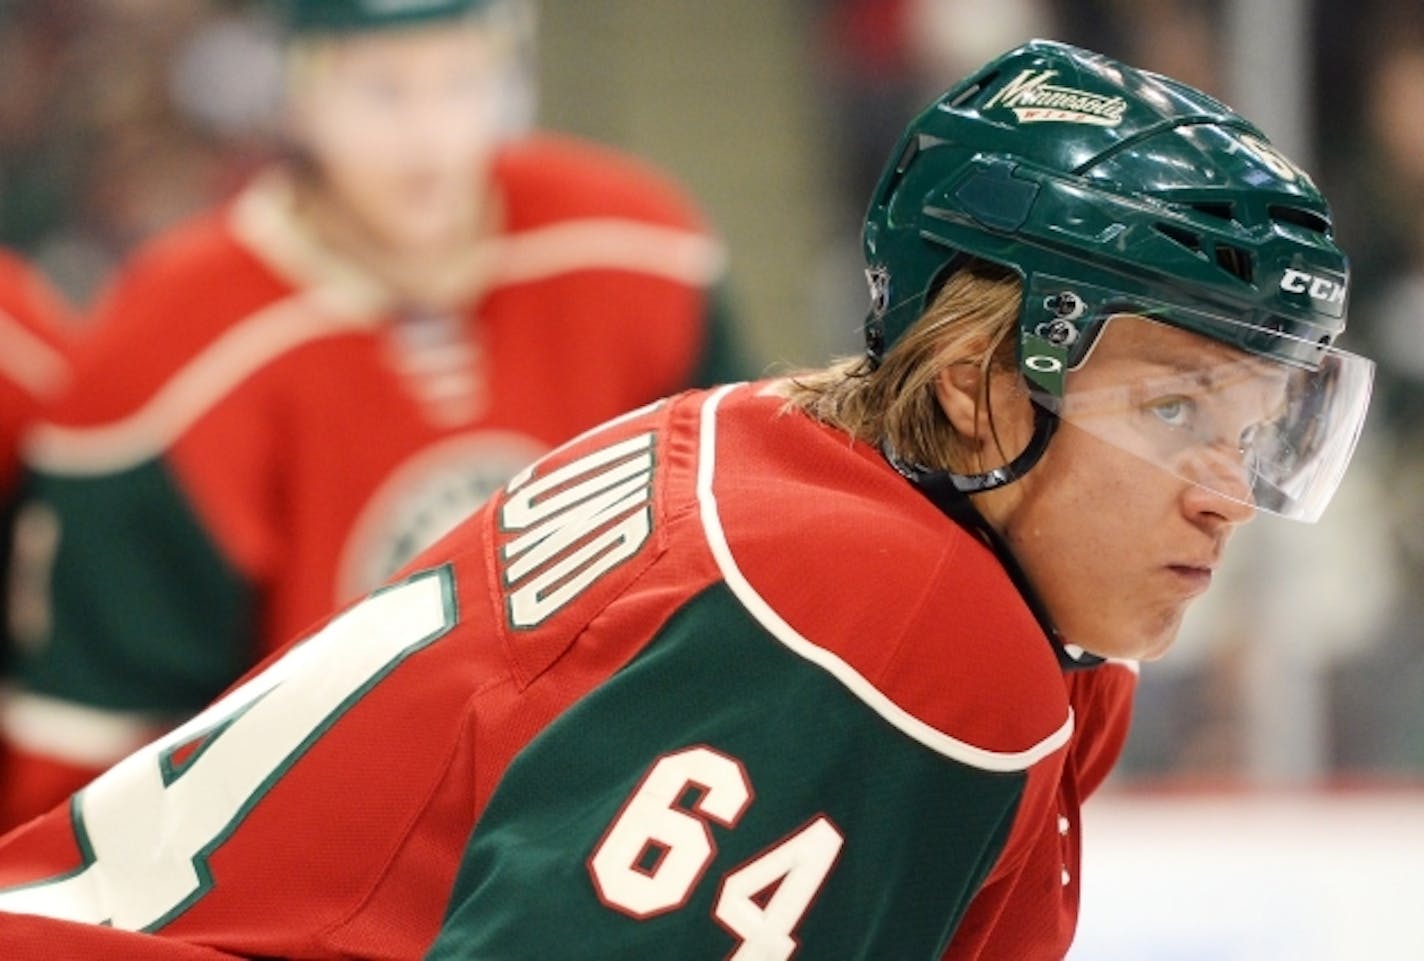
[984,69,1127,127]
[1280,268,1346,306]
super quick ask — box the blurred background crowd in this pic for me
[0,0,1421,790]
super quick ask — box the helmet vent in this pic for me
[950,75,992,109]
[1213,244,1254,283]
[1269,204,1331,236]
[1154,222,1203,253]
[1188,201,1236,222]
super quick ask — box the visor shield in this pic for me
[1032,313,1374,523]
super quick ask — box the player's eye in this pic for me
[1144,395,1195,429]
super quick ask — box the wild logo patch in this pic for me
[984,69,1127,127]
[337,431,549,602]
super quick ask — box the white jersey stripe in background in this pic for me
[493,219,726,287]
[0,688,156,767]
[0,308,67,398]
[23,295,373,477]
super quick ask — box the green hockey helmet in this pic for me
[865,40,1373,521]
[275,0,496,34]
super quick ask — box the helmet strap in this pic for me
[946,403,1058,493]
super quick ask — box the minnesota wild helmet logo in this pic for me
[984,69,1128,127]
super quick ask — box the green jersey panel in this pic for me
[428,583,1025,960]
[14,461,250,714]
[689,280,754,387]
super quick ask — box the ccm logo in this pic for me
[1280,268,1346,305]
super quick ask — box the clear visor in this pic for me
[1032,312,1374,523]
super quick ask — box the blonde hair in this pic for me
[784,259,1023,473]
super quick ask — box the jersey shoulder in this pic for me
[95,201,280,327]
[706,384,1071,762]
[461,392,715,685]
[0,250,77,340]
[493,133,712,235]
[46,198,305,428]
[0,249,76,406]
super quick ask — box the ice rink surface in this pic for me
[1070,790,1424,960]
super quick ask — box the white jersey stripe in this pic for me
[0,308,68,399]
[0,687,159,767]
[24,294,374,476]
[493,220,726,288]
[694,385,1074,773]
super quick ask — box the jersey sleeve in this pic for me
[0,241,262,831]
[0,253,82,829]
[0,454,256,829]
[426,577,1046,961]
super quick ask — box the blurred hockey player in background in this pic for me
[0,0,745,830]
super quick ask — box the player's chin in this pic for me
[1131,607,1188,662]
[1082,605,1184,663]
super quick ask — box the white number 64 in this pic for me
[588,746,844,961]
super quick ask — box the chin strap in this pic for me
[943,404,1059,493]
[883,409,1105,671]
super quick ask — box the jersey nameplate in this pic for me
[499,432,656,629]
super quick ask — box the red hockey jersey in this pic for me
[0,135,743,827]
[0,383,1136,960]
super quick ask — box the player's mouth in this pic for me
[1166,564,1214,596]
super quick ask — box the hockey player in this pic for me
[0,41,1374,961]
[0,0,744,829]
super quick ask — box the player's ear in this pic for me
[935,362,1036,462]
[935,362,991,444]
